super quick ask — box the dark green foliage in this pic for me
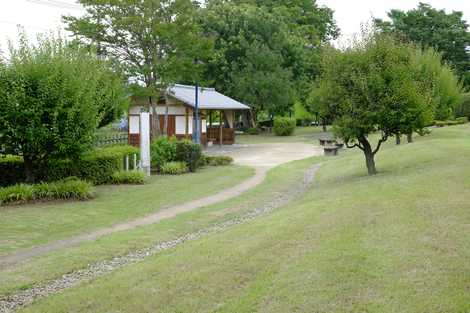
[375,3,470,87]
[0,34,128,183]
[273,117,296,136]
[435,118,468,127]
[175,140,202,172]
[246,128,260,135]
[0,178,93,206]
[150,136,177,170]
[455,93,470,119]
[160,162,189,175]
[111,170,145,185]
[0,146,139,186]
[0,156,24,187]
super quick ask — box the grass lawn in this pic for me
[0,156,316,297]
[236,126,331,144]
[0,165,253,255]
[18,125,470,313]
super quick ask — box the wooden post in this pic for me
[125,154,129,171]
[185,107,189,138]
[219,110,223,146]
[209,110,213,128]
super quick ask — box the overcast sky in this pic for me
[1,0,469,55]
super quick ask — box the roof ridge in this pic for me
[172,84,216,91]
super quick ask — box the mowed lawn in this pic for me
[0,165,253,255]
[18,125,470,313]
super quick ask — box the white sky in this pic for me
[0,0,469,55]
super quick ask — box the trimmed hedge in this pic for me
[0,177,93,206]
[0,156,24,187]
[0,145,140,186]
[150,136,177,170]
[111,170,145,184]
[161,161,188,175]
[434,118,468,127]
[273,117,296,136]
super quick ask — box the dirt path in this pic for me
[0,143,322,268]
[0,163,320,313]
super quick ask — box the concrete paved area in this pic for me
[205,143,323,169]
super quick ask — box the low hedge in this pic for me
[161,161,188,175]
[111,170,145,184]
[435,118,468,127]
[273,117,296,136]
[201,155,234,166]
[0,145,140,186]
[0,177,93,206]
[0,156,24,187]
[175,140,202,172]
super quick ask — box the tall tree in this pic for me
[0,35,127,182]
[309,34,440,175]
[375,3,470,87]
[200,2,295,123]
[64,0,212,136]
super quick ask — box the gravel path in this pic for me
[0,164,320,313]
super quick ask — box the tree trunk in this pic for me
[322,118,327,132]
[23,155,35,184]
[395,134,401,145]
[358,136,377,175]
[149,96,160,139]
[407,132,413,143]
[249,110,256,128]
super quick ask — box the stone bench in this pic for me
[323,145,339,156]
[319,138,336,146]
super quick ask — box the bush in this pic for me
[0,156,24,187]
[111,170,145,184]
[175,140,202,172]
[0,177,93,206]
[205,155,234,166]
[455,116,468,124]
[273,117,296,136]
[150,136,177,170]
[160,161,188,175]
[246,127,260,135]
[435,120,446,127]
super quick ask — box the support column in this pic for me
[219,110,223,146]
[139,112,151,176]
[185,107,189,139]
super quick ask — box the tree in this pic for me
[200,2,295,123]
[310,33,435,175]
[64,0,212,137]
[375,3,470,87]
[0,35,128,182]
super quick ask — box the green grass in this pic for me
[0,165,253,255]
[0,156,316,297]
[19,125,470,312]
[236,126,330,144]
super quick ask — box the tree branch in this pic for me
[373,135,388,155]
[345,142,364,151]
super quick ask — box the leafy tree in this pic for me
[0,35,127,182]
[310,34,434,175]
[200,2,295,123]
[375,3,470,87]
[64,0,212,136]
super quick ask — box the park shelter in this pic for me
[128,84,249,146]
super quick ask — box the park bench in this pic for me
[323,145,339,156]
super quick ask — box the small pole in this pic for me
[125,154,129,171]
[194,83,200,144]
[133,153,137,170]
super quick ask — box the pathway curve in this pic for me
[0,163,321,313]
[0,143,322,267]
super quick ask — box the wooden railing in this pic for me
[207,127,235,145]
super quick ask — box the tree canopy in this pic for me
[375,3,470,87]
[0,35,128,182]
[308,33,454,175]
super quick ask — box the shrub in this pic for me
[111,170,145,184]
[0,156,25,187]
[273,117,296,136]
[206,155,234,166]
[435,120,446,127]
[246,127,260,135]
[150,136,177,170]
[160,161,188,175]
[0,178,93,206]
[455,116,468,124]
[175,140,202,172]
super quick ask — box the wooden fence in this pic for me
[94,133,129,147]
